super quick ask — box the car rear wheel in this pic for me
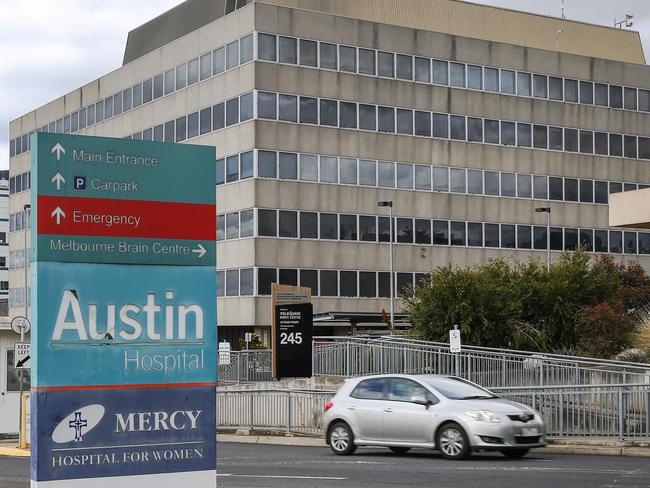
[388,447,411,455]
[329,422,356,456]
[501,448,530,459]
[436,422,470,460]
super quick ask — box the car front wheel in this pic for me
[329,422,356,456]
[436,422,470,460]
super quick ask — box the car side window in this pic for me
[350,378,385,400]
[388,379,437,403]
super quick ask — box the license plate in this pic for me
[521,427,538,436]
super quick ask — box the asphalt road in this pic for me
[2,443,649,487]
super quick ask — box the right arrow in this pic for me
[51,207,66,224]
[51,143,66,161]
[51,172,66,191]
[192,243,206,258]
[16,355,30,368]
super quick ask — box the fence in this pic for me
[313,336,650,388]
[216,384,650,441]
[218,350,272,383]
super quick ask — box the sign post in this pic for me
[30,133,216,487]
[11,316,30,449]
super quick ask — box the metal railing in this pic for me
[218,350,272,383]
[216,384,650,441]
[217,389,332,435]
[313,336,650,387]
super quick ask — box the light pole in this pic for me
[378,201,394,329]
[20,203,30,448]
[535,207,551,271]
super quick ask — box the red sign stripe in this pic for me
[38,195,216,240]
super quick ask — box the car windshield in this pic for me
[422,377,497,400]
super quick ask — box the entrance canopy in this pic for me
[313,311,411,335]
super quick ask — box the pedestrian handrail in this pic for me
[313,336,650,388]
[216,384,650,441]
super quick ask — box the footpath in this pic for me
[3,434,649,458]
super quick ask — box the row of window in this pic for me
[217,267,427,298]
[217,149,648,205]
[257,32,650,113]
[9,208,31,233]
[125,92,253,142]
[9,171,30,195]
[257,91,650,160]
[217,207,650,255]
[9,33,254,158]
[8,249,30,270]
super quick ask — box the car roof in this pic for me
[347,374,455,383]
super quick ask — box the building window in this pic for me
[299,39,317,67]
[258,268,277,295]
[258,209,277,236]
[279,211,297,238]
[320,213,338,240]
[340,46,357,73]
[359,49,376,75]
[279,36,297,64]
[6,350,30,392]
[300,270,319,296]
[258,33,277,61]
[320,42,338,70]
[300,212,318,239]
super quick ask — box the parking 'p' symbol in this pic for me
[74,176,86,190]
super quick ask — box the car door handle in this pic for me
[347,406,356,411]
[384,408,393,413]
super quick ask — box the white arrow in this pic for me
[51,172,65,190]
[192,244,206,259]
[51,207,66,225]
[51,143,65,161]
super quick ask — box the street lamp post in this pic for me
[378,201,394,329]
[535,207,551,271]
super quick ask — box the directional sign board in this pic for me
[14,342,30,369]
[32,133,215,266]
[30,133,217,488]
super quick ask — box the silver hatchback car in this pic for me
[323,374,545,460]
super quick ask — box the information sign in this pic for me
[274,303,313,379]
[14,342,31,369]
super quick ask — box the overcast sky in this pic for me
[2,0,649,170]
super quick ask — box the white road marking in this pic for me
[218,474,347,480]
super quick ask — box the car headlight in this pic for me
[464,410,501,423]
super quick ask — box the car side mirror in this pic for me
[410,396,432,409]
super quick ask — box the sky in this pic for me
[1,0,650,170]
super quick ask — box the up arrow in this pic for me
[51,172,65,190]
[192,244,206,259]
[51,143,66,161]
[51,207,66,225]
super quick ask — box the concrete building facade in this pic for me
[8,0,650,349]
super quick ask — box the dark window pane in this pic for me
[580,180,593,203]
[450,221,466,246]
[624,232,637,254]
[565,79,578,102]
[320,213,338,240]
[300,212,318,239]
[153,124,163,141]
[258,150,277,178]
[533,125,547,149]
[549,77,563,100]
[340,214,358,241]
[258,33,277,61]
[226,270,239,296]
[396,109,413,135]
[415,57,431,83]
[279,36,297,64]
[639,137,650,160]
[397,273,413,294]
[450,116,466,140]
[258,92,277,119]
[433,113,449,138]
[187,111,199,139]
[175,116,186,142]
[241,34,254,63]
[501,173,516,197]
[142,78,153,103]
[565,128,578,152]
[396,54,413,80]
[484,67,498,92]
[279,211,297,238]
[564,228,578,251]
[258,209,277,236]
[624,135,637,159]
[279,152,297,180]
[517,72,531,96]
[501,69,515,94]
[580,229,594,252]
[501,121,515,145]
[467,117,482,142]
[339,45,356,72]
[595,132,608,155]
[595,230,608,253]
[595,83,608,106]
[300,270,319,296]
[226,155,239,183]
[279,269,298,287]
[279,94,297,122]
[550,227,563,251]
[517,225,532,249]
[609,85,623,108]
[594,181,608,204]
[319,99,337,126]
[639,89,650,112]
[378,216,391,242]
[335,100,357,129]
[638,233,650,254]
[517,123,531,147]
[257,269,276,295]
[415,111,431,137]
[433,221,449,245]
[579,81,593,104]
[396,163,413,189]
[241,208,254,236]
[359,160,376,186]
[359,272,376,298]
[610,182,623,194]
[226,40,239,69]
[240,92,253,120]
[415,219,431,244]
[200,53,211,81]
[467,170,483,194]
[467,65,482,90]
[226,97,239,126]
[533,74,547,98]
[359,48,376,75]
[320,270,338,297]
[533,226,547,250]
[397,218,413,243]
[433,167,449,191]
[226,212,239,239]
[610,134,623,157]
[484,223,499,248]
[548,177,563,201]
[548,126,563,150]
[468,223,482,247]
[300,97,318,124]
[378,106,395,133]
[450,63,465,87]
[610,231,623,253]
[360,216,377,241]
[299,39,317,67]
[340,271,357,297]
[240,268,254,296]
[216,271,225,296]
[212,102,225,130]
[164,120,175,142]
[579,130,593,154]
[359,104,377,131]
[378,51,394,78]
[501,224,515,248]
[320,42,337,70]
[564,178,578,202]
[432,60,448,85]
[484,119,499,144]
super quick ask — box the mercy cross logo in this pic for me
[52,405,105,444]
[69,412,88,442]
